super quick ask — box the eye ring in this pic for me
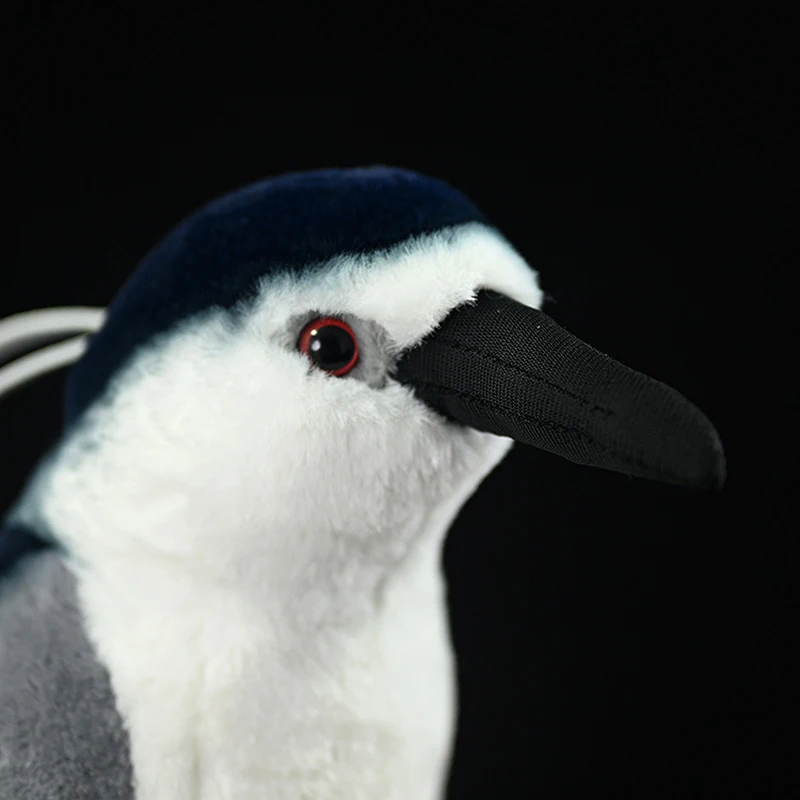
[297,317,360,377]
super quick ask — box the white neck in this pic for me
[13,402,510,800]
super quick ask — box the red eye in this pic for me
[297,317,359,376]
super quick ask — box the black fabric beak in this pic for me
[395,291,726,492]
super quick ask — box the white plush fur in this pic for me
[14,223,542,800]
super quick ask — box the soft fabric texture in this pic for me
[0,165,723,799]
[395,290,725,490]
[0,165,524,594]
[0,547,134,799]
[0,523,50,583]
[65,166,490,426]
[7,208,541,799]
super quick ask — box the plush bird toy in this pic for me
[0,167,725,800]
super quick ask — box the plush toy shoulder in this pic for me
[0,544,135,799]
[0,524,51,588]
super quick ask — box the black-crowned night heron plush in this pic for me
[0,167,725,799]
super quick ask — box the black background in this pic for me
[7,7,797,798]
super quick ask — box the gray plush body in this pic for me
[0,547,133,799]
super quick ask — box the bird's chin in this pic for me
[440,425,514,490]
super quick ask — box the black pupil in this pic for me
[308,324,356,371]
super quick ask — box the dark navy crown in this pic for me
[65,166,489,425]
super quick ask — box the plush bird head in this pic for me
[2,167,724,597]
[0,166,726,799]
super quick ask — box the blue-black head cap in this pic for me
[64,166,489,426]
